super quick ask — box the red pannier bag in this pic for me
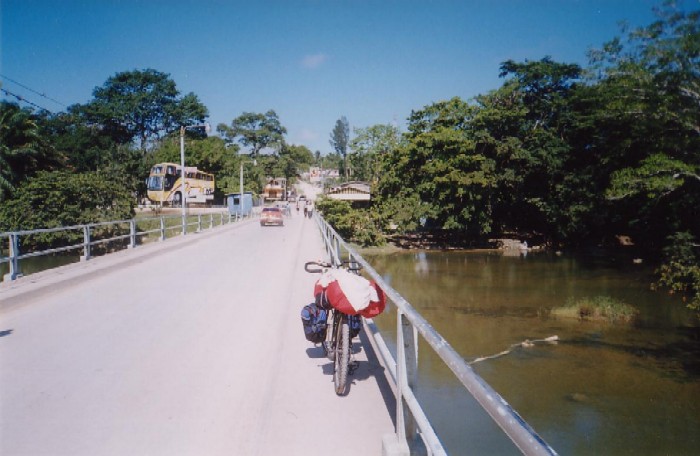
[314,269,386,318]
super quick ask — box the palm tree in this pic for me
[0,102,62,201]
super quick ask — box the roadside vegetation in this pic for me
[1,2,697,310]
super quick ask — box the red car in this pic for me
[260,207,284,226]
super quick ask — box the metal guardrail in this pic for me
[0,211,255,282]
[313,214,557,456]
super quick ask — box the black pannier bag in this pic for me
[301,302,328,343]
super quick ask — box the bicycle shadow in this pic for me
[304,331,397,426]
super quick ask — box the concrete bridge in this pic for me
[0,212,395,455]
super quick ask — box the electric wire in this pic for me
[1,87,54,113]
[0,73,67,108]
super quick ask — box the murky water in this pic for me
[0,254,80,281]
[365,250,700,455]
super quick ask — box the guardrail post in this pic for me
[160,217,166,241]
[386,309,413,456]
[129,220,136,249]
[4,232,22,281]
[197,214,202,233]
[209,214,214,230]
[402,313,419,442]
[334,236,342,264]
[81,225,91,261]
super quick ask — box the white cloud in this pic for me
[301,53,327,69]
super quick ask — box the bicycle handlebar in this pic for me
[304,261,332,273]
[304,260,362,273]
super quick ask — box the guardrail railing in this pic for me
[313,214,557,456]
[1,211,255,283]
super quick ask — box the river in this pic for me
[364,249,700,455]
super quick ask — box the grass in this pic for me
[551,296,639,324]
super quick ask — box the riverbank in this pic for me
[380,231,550,251]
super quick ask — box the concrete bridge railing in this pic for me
[313,214,557,456]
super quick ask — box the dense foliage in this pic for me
[655,232,700,312]
[0,170,134,249]
[314,196,385,247]
[367,5,699,253]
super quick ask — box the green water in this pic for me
[365,250,700,455]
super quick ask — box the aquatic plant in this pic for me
[552,296,639,323]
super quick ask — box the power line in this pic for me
[0,74,68,108]
[1,87,54,113]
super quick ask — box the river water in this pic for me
[364,249,700,455]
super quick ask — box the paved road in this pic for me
[0,213,395,455]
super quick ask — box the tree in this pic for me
[330,116,350,178]
[217,110,287,158]
[655,232,700,314]
[349,124,401,182]
[277,143,314,180]
[0,102,64,202]
[0,170,134,234]
[376,98,496,235]
[37,110,127,173]
[587,3,700,248]
[491,58,582,240]
[79,69,208,151]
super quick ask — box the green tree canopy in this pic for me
[217,110,287,158]
[78,69,208,151]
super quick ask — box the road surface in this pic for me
[0,212,395,455]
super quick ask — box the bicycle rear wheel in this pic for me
[334,318,350,395]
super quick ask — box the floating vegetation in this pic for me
[552,296,639,324]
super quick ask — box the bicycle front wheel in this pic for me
[334,318,350,395]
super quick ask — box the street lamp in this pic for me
[239,157,257,217]
[180,123,210,234]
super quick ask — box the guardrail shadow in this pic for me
[304,328,397,426]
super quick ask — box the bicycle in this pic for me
[304,260,362,396]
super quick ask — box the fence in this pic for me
[1,211,253,282]
[313,214,557,456]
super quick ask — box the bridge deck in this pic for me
[0,213,395,455]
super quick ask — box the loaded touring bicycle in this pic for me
[302,260,385,395]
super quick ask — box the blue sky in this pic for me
[0,0,685,154]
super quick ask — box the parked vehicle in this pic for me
[303,260,385,395]
[146,162,214,206]
[260,207,284,226]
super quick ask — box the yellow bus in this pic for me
[146,162,215,206]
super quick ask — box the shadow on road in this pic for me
[304,329,397,426]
